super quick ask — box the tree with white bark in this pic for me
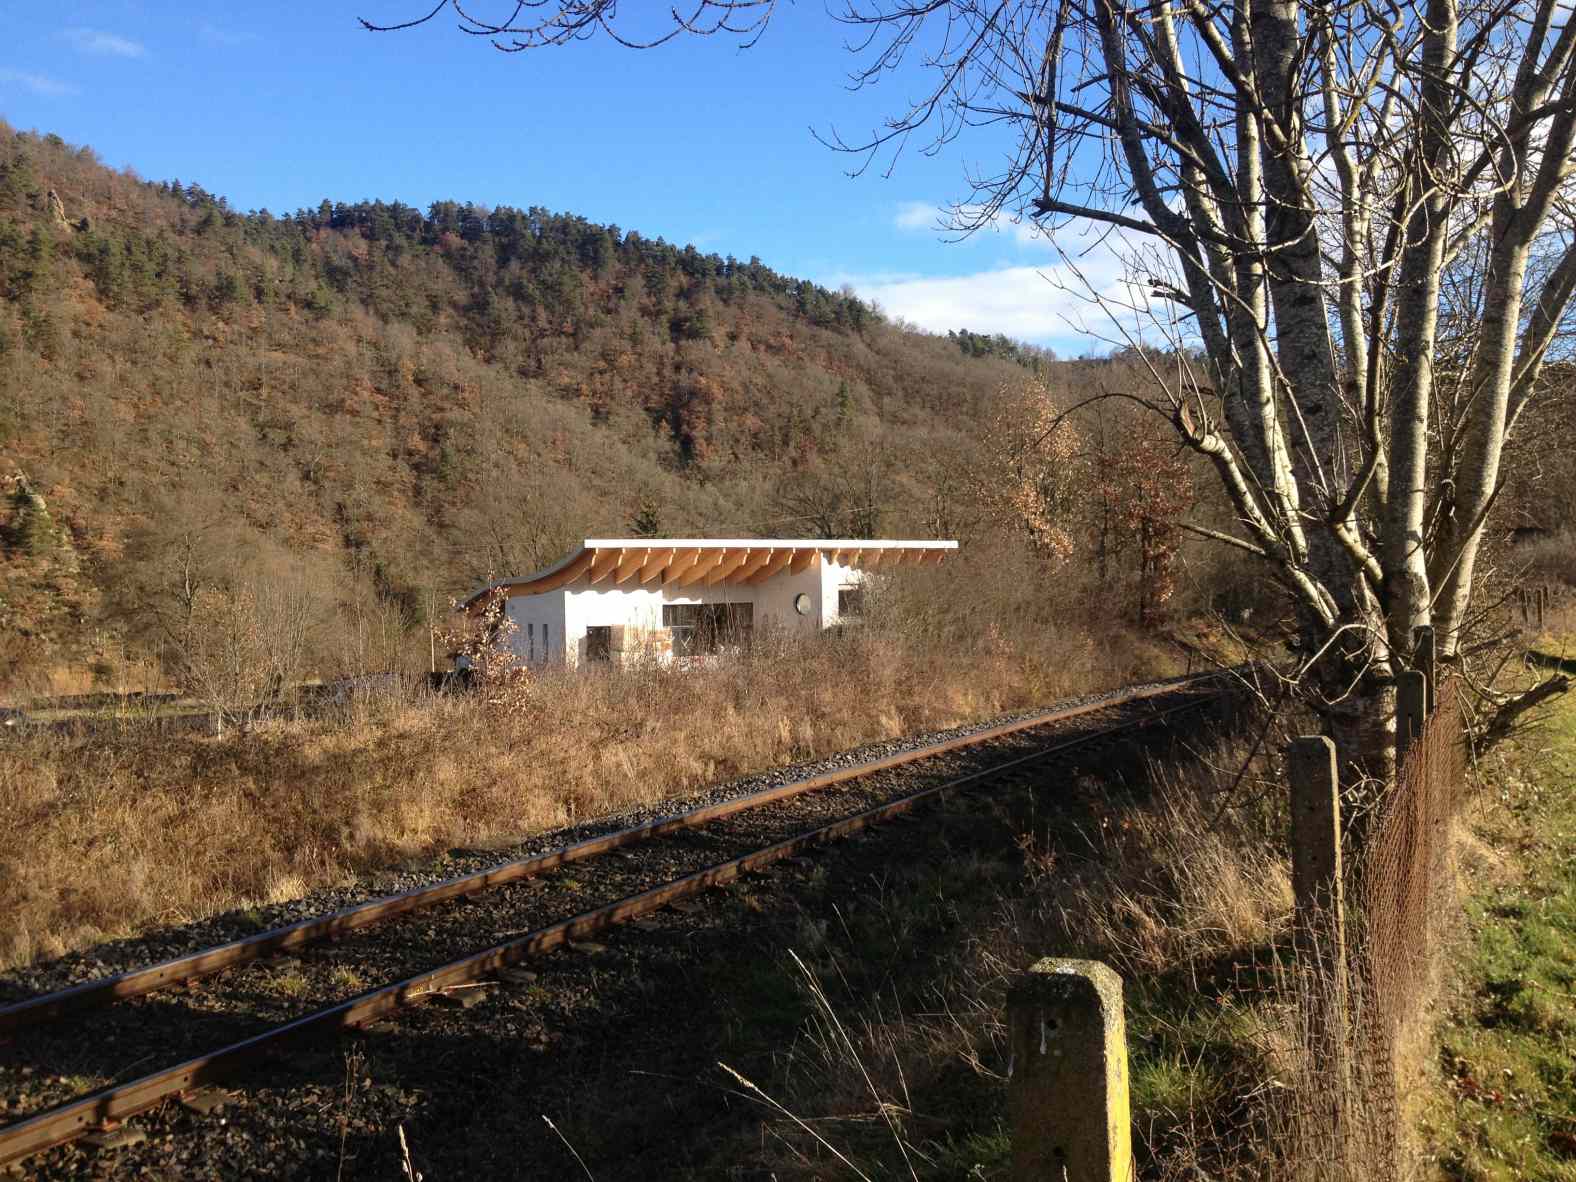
[363,0,1575,786]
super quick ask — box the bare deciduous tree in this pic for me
[364,0,1576,784]
[183,573,318,728]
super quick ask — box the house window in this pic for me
[663,604,698,655]
[543,622,550,658]
[662,603,753,655]
[838,587,865,618]
[585,626,611,662]
[528,622,535,661]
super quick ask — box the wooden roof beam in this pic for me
[704,548,756,586]
[528,548,596,594]
[638,547,677,585]
[662,547,703,585]
[744,549,795,585]
[732,548,776,583]
[588,548,623,585]
[788,549,819,574]
[613,548,652,585]
[676,550,728,588]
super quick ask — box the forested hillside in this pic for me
[0,121,1072,693]
[2,119,1569,699]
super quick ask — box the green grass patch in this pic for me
[1426,665,1576,1181]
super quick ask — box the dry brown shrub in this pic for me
[0,610,1164,969]
[1515,529,1576,589]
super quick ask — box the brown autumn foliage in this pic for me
[0,121,1076,693]
[0,118,1264,701]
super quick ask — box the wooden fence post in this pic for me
[1008,958,1132,1181]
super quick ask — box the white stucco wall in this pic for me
[493,557,870,667]
[502,591,568,665]
[820,557,866,627]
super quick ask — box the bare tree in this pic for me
[773,452,892,538]
[364,0,1576,782]
[183,572,319,728]
[111,505,236,677]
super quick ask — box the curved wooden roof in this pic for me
[462,538,958,611]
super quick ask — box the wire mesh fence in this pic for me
[1355,677,1466,1063]
[1284,676,1468,1178]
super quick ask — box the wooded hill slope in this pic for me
[0,121,1062,692]
[3,119,1569,699]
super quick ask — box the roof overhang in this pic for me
[462,538,958,611]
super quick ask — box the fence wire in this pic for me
[1279,677,1470,1179]
[1355,678,1465,1066]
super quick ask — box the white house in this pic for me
[460,538,958,668]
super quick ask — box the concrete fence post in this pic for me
[1007,958,1132,1181]
[1289,737,1346,981]
[1413,626,1437,716]
[1396,670,1427,772]
[1289,733,1348,1143]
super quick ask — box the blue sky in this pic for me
[0,2,1140,350]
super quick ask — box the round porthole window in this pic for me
[793,592,812,616]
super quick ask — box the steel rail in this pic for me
[0,688,1232,1169]
[0,673,1233,1034]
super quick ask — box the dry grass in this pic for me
[0,616,1171,970]
[722,724,1439,1181]
[1016,750,1295,975]
[721,733,1303,1179]
[1515,530,1576,589]
[1535,595,1576,645]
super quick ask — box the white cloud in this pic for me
[892,200,1054,249]
[852,266,1097,343]
[893,201,938,232]
[869,201,1198,350]
[64,28,146,57]
[834,245,1183,352]
[0,68,77,97]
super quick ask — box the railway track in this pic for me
[0,672,1244,1172]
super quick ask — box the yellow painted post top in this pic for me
[1007,958,1132,1182]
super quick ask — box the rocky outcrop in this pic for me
[46,188,68,229]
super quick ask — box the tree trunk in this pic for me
[1328,679,1398,834]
